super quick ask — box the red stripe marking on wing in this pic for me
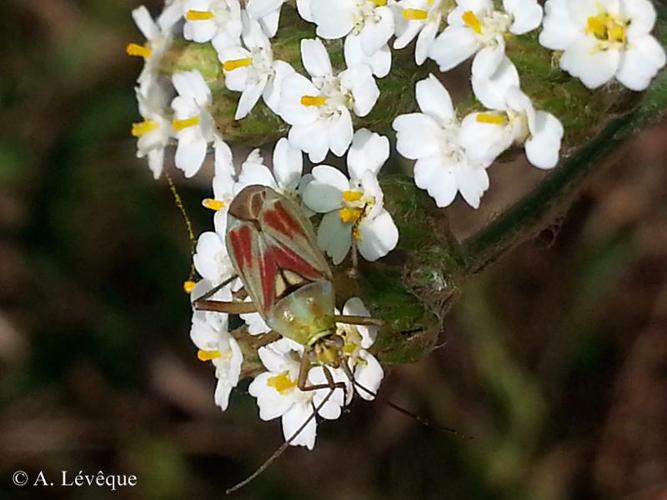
[229,225,253,273]
[263,201,307,238]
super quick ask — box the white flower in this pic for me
[215,17,295,119]
[460,58,564,170]
[202,139,239,233]
[193,230,237,284]
[246,0,286,38]
[302,129,399,264]
[132,86,172,179]
[190,308,243,411]
[182,0,242,47]
[393,74,490,208]
[539,0,666,91]
[429,0,543,78]
[158,0,187,31]
[309,0,395,57]
[279,39,380,162]
[236,138,304,200]
[128,6,175,92]
[336,297,384,400]
[393,0,451,65]
[249,339,346,449]
[170,70,219,177]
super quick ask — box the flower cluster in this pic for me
[126,0,665,448]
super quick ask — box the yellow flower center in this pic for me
[369,0,387,6]
[183,280,196,294]
[403,8,428,20]
[462,10,482,34]
[197,349,230,362]
[131,119,158,137]
[202,198,225,211]
[172,116,201,131]
[186,9,215,21]
[476,113,507,125]
[586,13,627,44]
[223,57,253,71]
[342,190,363,202]
[267,371,297,394]
[339,207,363,224]
[126,43,151,59]
[300,95,328,107]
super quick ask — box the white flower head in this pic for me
[182,0,242,47]
[201,139,239,233]
[279,38,380,163]
[128,6,174,91]
[249,339,346,449]
[393,0,452,65]
[309,0,395,57]
[539,0,666,91]
[393,74,490,208]
[170,70,220,177]
[132,85,172,179]
[216,17,295,119]
[429,0,543,78]
[236,138,304,200]
[462,58,565,170]
[246,0,287,38]
[336,297,384,401]
[302,129,399,264]
[190,306,243,411]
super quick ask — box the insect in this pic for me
[193,184,382,395]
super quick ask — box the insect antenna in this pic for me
[225,385,337,494]
[340,362,471,440]
[165,171,197,283]
[192,274,239,303]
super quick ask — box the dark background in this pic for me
[1,1,666,498]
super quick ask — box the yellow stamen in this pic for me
[131,119,158,137]
[202,198,225,211]
[462,10,482,34]
[370,0,387,5]
[186,9,215,21]
[403,8,428,21]
[126,43,151,59]
[172,116,200,131]
[586,13,627,44]
[343,342,357,355]
[197,349,222,361]
[476,113,507,125]
[300,95,327,107]
[339,207,363,224]
[223,57,253,71]
[342,190,363,202]
[183,280,196,293]
[267,371,297,394]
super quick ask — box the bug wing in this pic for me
[225,188,332,321]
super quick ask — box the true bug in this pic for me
[193,184,383,392]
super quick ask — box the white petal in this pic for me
[471,37,506,80]
[359,6,395,56]
[429,26,480,72]
[273,137,303,191]
[302,165,347,212]
[311,0,355,39]
[414,156,459,208]
[235,76,268,119]
[132,6,160,41]
[297,0,314,22]
[238,160,278,189]
[278,73,320,125]
[393,113,443,160]
[504,0,543,35]
[622,0,656,39]
[353,351,384,401]
[342,297,376,348]
[616,36,666,91]
[347,128,390,179]
[289,121,330,163]
[415,17,439,66]
[263,60,295,114]
[173,70,211,108]
[175,136,208,177]
[416,74,454,124]
[282,403,317,449]
[455,164,489,208]
[317,211,352,264]
[525,111,564,169]
[560,36,620,89]
[300,38,333,77]
[344,35,392,78]
[214,138,235,178]
[357,209,399,262]
[471,56,520,110]
[340,65,380,117]
[460,112,513,166]
[328,109,354,158]
[539,0,580,50]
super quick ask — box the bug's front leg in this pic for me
[193,299,257,314]
[297,355,347,397]
[334,315,383,327]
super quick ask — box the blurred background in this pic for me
[1,1,666,499]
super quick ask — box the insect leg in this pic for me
[334,315,383,327]
[191,274,238,302]
[193,299,257,314]
[297,355,347,394]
